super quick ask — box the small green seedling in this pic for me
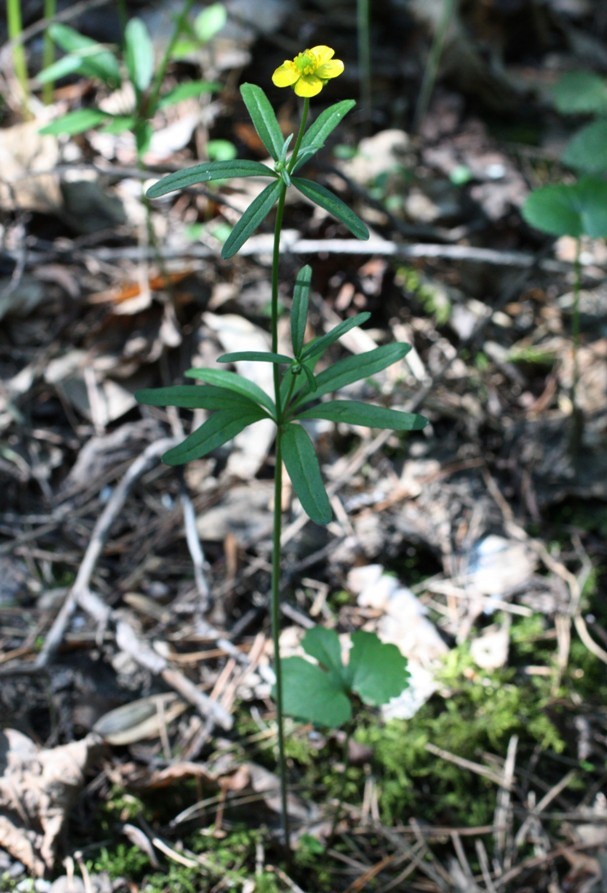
[138,47,427,847]
[522,175,607,452]
[280,627,410,729]
[37,1,219,159]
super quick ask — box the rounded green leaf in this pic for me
[553,71,607,116]
[301,627,344,678]
[562,120,607,175]
[522,176,607,238]
[346,631,410,707]
[280,657,351,728]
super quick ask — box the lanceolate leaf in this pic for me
[291,265,312,356]
[281,423,332,525]
[300,312,371,364]
[125,18,153,94]
[297,399,428,431]
[146,160,274,198]
[240,83,284,162]
[162,407,267,465]
[293,99,356,171]
[45,23,121,86]
[222,179,283,258]
[294,343,412,408]
[292,177,369,240]
[185,367,276,416]
[217,351,293,365]
[135,383,263,412]
[40,108,113,136]
[158,80,219,108]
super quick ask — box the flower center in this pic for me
[294,50,316,76]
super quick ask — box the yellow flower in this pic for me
[272,45,344,98]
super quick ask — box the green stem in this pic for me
[270,180,290,848]
[287,97,310,174]
[413,0,456,133]
[328,725,353,841]
[569,237,583,457]
[42,0,57,105]
[357,0,372,124]
[268,97,312,850]
[146,0,196,120]
[7,0,30,116]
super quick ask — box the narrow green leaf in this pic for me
[37,54,87,84]
[217,351,293,365]
[146,160,274,198]
[300,312,371,363]
[162,407,266,465]
[293,177,369,240]
[280,657,351,728]
[291,265,312,356]
[281,423,332,525]
[185,367,276,416]
[240,83,284,161]
[135,383,264,412]
[39,108,112,136]
[100,115,137,135]
[222,179,283,258]
[158,80,219,109]
[46,23,121,86]
[193,3,227,43]
[346,631,410,706]
[125,18,154,94]
[293,99,356,171]
[297,399,428,431]
[294,343,411,408]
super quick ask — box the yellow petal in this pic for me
[272,62,298,87]
[294,75,323,97]
[310,45,335,66]
[316,59,344,80]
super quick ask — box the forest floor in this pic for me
[1,1,607,891]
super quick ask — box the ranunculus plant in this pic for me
[137,46,427,846]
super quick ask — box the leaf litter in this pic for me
[1,0,607,890]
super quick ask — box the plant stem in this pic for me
[328,725,354,841]
[42,0,57,105]
[569,237,583,457]
[413,0,456,133]
[7,0,30,116]
[269,179,290,850]
[269,97,312,850]
[357,0,372,126]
